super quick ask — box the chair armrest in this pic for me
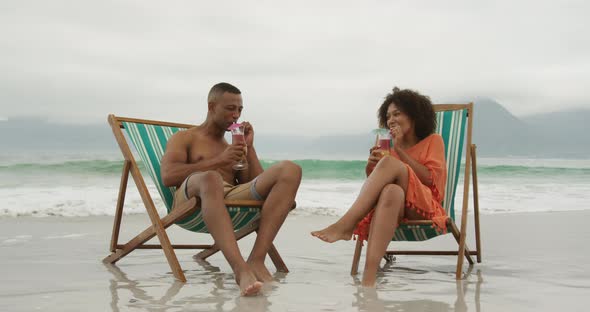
[223,200,264,208]
[222,200,297,210]
[402,220,435,226]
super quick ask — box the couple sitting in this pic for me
[161,82,447,296]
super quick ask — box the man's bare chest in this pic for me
[187,139,228,164]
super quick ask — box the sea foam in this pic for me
[1,156,589,217]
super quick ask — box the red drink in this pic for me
[378,138,390,155]
[229,123,248,170]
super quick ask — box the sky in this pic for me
[1,0,589,136]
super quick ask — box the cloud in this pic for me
[1,0,589,135]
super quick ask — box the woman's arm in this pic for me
[393,146,433,186]
[395,135,446,188]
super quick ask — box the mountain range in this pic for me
[260,98,590,158]
[1,99,589,158]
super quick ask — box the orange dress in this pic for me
[353,134,448,241]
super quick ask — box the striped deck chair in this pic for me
[103,115,290,282]
[350,103,482,279]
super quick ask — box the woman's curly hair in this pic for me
[377,87,436,140]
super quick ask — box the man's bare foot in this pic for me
[236,270,263,296]
[310,223,353,243]
[247,260,274,282]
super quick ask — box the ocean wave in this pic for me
[476,165,590,176]
[2,174,589,218]
[0,159,369,179]
[1,159,589,179]
[0,159,129,175]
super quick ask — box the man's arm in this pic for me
[161,133,225,187]
[237,121,264,183]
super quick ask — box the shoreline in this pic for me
[2,208,589,220]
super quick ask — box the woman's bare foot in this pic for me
[247,260,274,282]
[236,270,263,296]
[361,278,377,288]
[311,222,353,243]
[361,268,377,287]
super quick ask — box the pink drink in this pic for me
[229,123,248,170]
[378,138,390,155]
[232,134,245,145]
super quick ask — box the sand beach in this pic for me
[1,210,589,311]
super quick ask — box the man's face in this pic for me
[210,92,243,129]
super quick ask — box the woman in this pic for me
[311,87,447,287]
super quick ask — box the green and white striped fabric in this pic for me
[122,121,261,233]
[392,109,467,241]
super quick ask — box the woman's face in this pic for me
[386,103,415,137]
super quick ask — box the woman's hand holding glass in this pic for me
[367,146,386,176]
[368,145,383,163]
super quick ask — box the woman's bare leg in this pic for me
[362,184,405,287]
[311,156,408,243]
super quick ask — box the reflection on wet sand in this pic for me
[105,259,272,312]
[352,265,483,312]
[106,259,483,311]
[106,264,184,312]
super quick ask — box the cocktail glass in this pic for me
[230,124,248,170]
[376,129,391,157]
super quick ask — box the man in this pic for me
[161,82,301,296]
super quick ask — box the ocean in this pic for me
[1,151,589,218]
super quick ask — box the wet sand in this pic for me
[1,211,589,311]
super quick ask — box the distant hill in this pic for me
[1,101,589,158]
[0,118,117,151]
[521,108,590,157]
[471,99,590,157]
[470,98,535,156]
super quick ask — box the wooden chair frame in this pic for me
[350,103,482,279]
[103,115,289,282]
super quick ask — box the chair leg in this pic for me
[110,161,131,252]
[449,221,474,265]
[471,144,482,263]
[103,198,197,282]
[351,239,363,276]
[455,247,465,279]
[455,223,469,280]
[194,218,260,260]
[156,221,186,282]
[383,253,396,263]
[194,219,289,273]
[103,218,186,281]
[104,197,197,263]
[268,243,289,273]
